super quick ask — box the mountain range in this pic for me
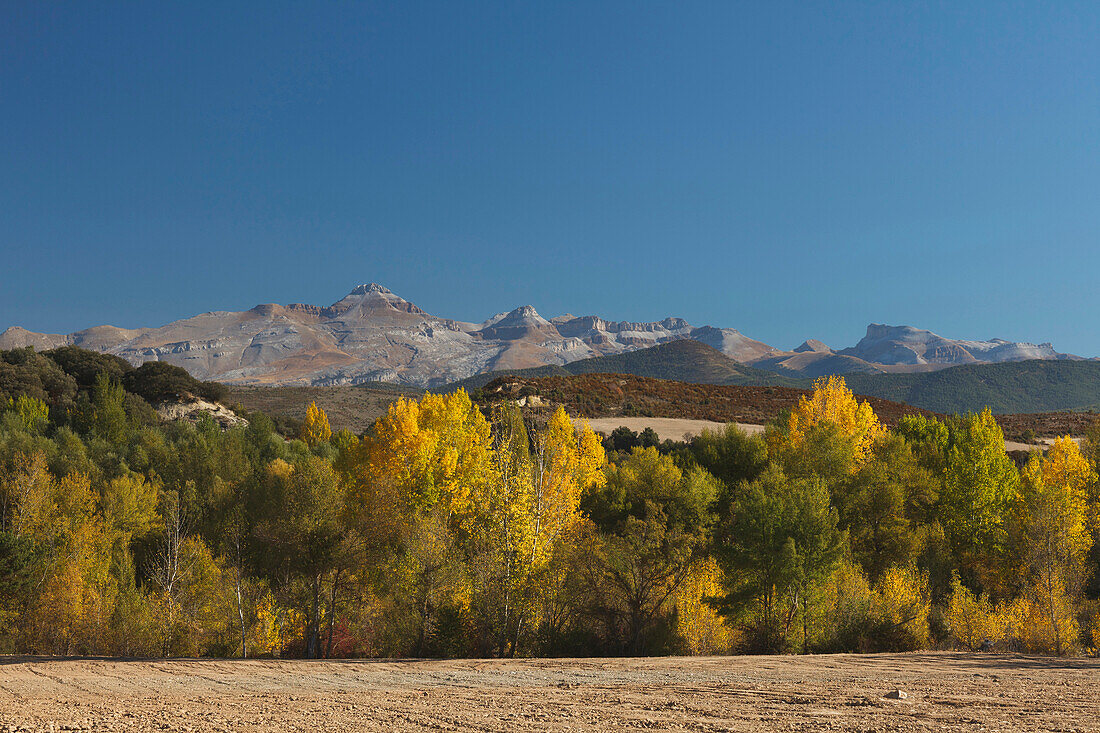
[452,339,1100,416]
[0,284,1082,388]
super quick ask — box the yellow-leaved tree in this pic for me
[474,404,606,655]
[769,376,883,471]
[300,401,332,447]
[1011,436,1095,654]
[1,453,112,654]
[871,565,931,650]
[945,572,1007,651]
[353,390,494,654]
[529,407,606,570]
[359,390,494,519]
[674,558,736,655]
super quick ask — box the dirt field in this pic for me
[578,417,765,442]
[0,653,1097,732]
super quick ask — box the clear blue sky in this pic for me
[3,2,1099,353]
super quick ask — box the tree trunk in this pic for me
[307,575,322,659]
[802,590,809,655]
[326,569,341,659]
[236,576,247,659]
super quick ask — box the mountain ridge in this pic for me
[0,284,1081,388]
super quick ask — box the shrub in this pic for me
[944,573,1007,650]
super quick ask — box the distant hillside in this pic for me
[472,372,1096,442]
[447,340,801,392]
[473,373,935,427]
[224,382,423,435]
[846,359,1100,414]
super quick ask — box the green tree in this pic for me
[713,465,845,653]
[581,448,719,654]
[690,423,768,509]
[837,434,937,581]
[251,456,348,658]
[939,409,1019,592]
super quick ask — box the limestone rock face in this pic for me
[0,284,783,387]
[1,287,1078,387]
[156,397,247,430]
[841,324,1064,366]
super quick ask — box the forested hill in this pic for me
[447,340,801,393]
[845,359,1100,414]
[472,373,935,427]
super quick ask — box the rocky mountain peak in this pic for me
[862,323,925,342]
[348,283,393,296]
[794,339,831,353]
[496,305,547,325]
[2,290,1078,389]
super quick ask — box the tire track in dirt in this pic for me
[0,652,1098,732]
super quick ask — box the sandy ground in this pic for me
[578,417,764,442]
[0,652,1097,732]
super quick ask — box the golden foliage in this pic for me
[674,558,736,655]
[1006,581,1080,655]
[300,401,332,446]
[945,573,1007,651]
[249,591,286,657]
[772,376,882,467]
[1018,436,1094,576]
[360,390,493,517]
[872,566,931,648]
[529,407,607,567]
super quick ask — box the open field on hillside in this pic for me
[0,653,1097,731]
[578,417,765,442]
[224,383,423,434]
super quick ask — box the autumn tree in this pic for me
[529,407,605,569]
[673,558,736,654]
[1011,437,1094,654]
[945,572,1006,651]
[300,401,332,447]
[466,403,535,655]
[358,390,494,518]
[768,376,882,470]
[350,391,494,653]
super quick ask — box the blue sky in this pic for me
[3,2,1099,353]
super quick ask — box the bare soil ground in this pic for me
[578,417,764,442]
[0,653,1097,732]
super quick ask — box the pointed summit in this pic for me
[328,283,426,319]
[495,305,547,326]
[476,304,559,341]
[794,339,831,353]
[347,283,393,296]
